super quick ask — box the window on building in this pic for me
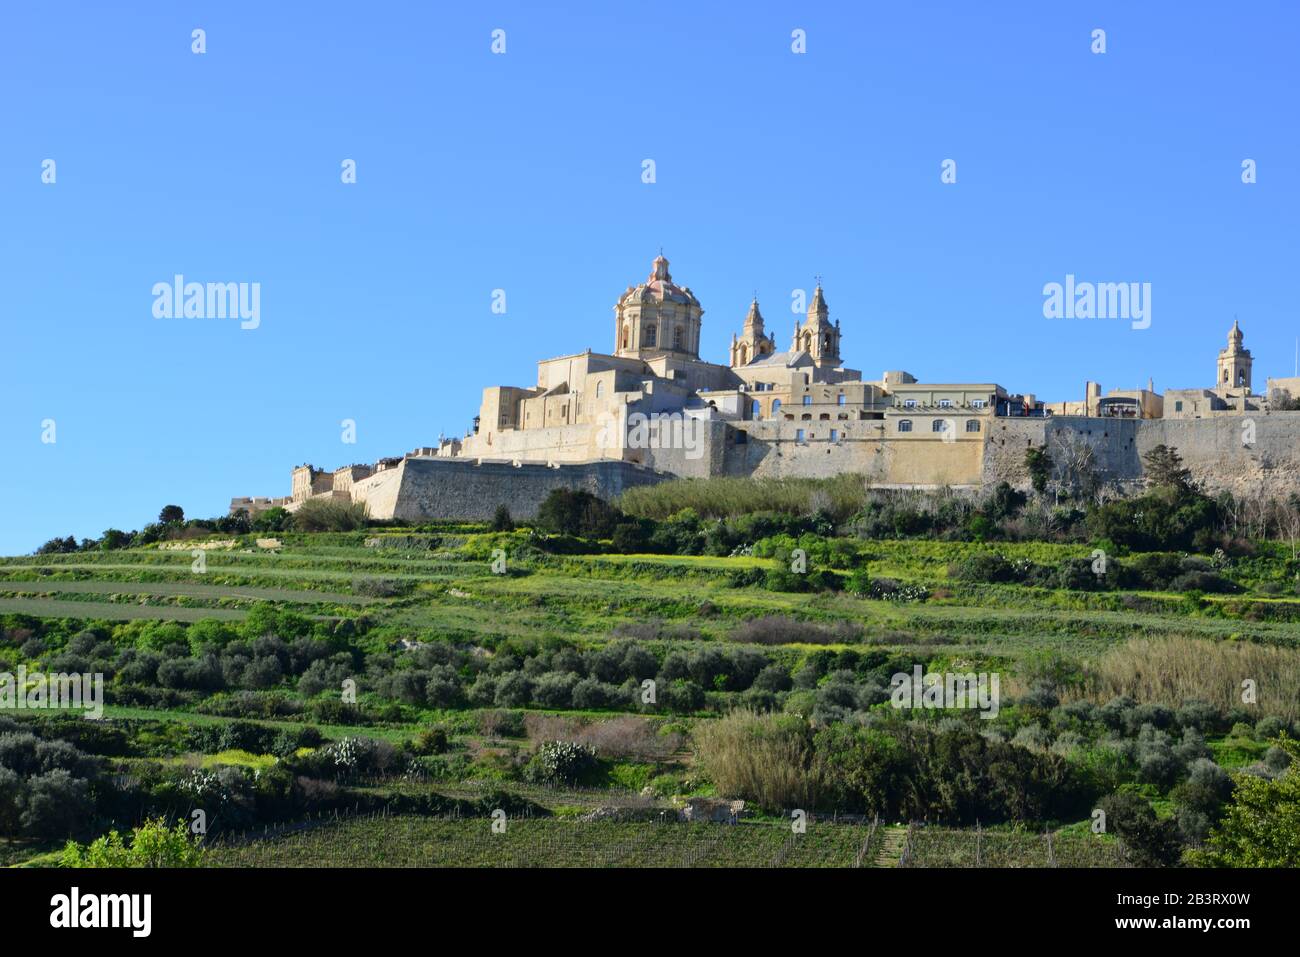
[1238,371,1246,386]
[837,393,846,405]
[898,419,913,432]
[972,399,987,409]
[938,399,952,408]
[751,399,762,419]
[1223,369,1229,382]
[621,325,629,349]
[932,419,949,433]
[771,399,782,416]
[830,429,839,442]
[1175,400,1183,412]
[595,381,604,398]
[644,324,657,347]
[803,395,812,406]
[965,419,980,432]
[795,429,806,443]
[903,399,917,408]
[673,326,684,350]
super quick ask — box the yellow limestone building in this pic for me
[446,254,1027,487]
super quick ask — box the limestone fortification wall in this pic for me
[984,412,1300,496]
[354,457,668,521]
[276,412,1300,525]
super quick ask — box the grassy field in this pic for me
[3,525,1294,868]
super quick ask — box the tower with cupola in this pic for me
[613,254,704,360]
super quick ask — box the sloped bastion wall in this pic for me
[353,457,670,521]
[984,412,1300,497]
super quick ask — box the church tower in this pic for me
[730,298,775,367]
[613,254,704,360]
[791,283,841,367]
[1216,319,1253,394]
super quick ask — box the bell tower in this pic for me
[1216,319,1252,394]
[790,282,841,367]
[730,298,774,367]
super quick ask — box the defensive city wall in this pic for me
[233,411,1300,524]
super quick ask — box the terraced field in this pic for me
[5,526,1293,869]
[3,533,1291,658]
[205,817,1127,868]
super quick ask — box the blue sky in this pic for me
[1,1,1297,554]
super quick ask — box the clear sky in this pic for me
[1,1,1297,554]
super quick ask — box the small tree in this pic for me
[59,818,205,868]
[1051,433,1101,502]
[1098,791,1183,867]
[1269,388,1300,411]
[1190,736,1300,867]
[99,528,131,550]
[36,535,78,555]
[159,504,185,524]
[535,488,622,538]
[1142,444,1191,490]
[490,505,515,532]
[1024,446,1053,494]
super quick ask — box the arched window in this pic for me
[801,333,812,352]
[965,419,980,432]
[644,324,657,347]
[898,419,913,432]
[932,419,949,433]
[1238,370,1246,386]
[772,399,782,417]
[596,381,604,398]
[1223,369,1229,382]
[621,325,630,349]
[751,399,762,419]
[738,344,748,365]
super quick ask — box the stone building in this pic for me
[232,257,1300,519]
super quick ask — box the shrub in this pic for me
[411,726,450,755]
[695,710,818,811]
[490,506,515,532]
[352,577,412,598]
[1093,791,1181,866]
[493,673,533,709]
[535,489,622,538]
[525,740,597,785]
[60,818,205,868]
[570,677,620,710]
[293,498,370,532]
[531,671,578,709]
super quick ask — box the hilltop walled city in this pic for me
[232,255,1300,520]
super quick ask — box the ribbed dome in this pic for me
[618,254,699,307]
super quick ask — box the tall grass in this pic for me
[1074,637,1300,722]
[293,498,370,532]
[693,709,820,811]
[618,475,873,521]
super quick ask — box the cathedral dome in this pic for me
[613,253,704,360]
[618,254,700,307]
